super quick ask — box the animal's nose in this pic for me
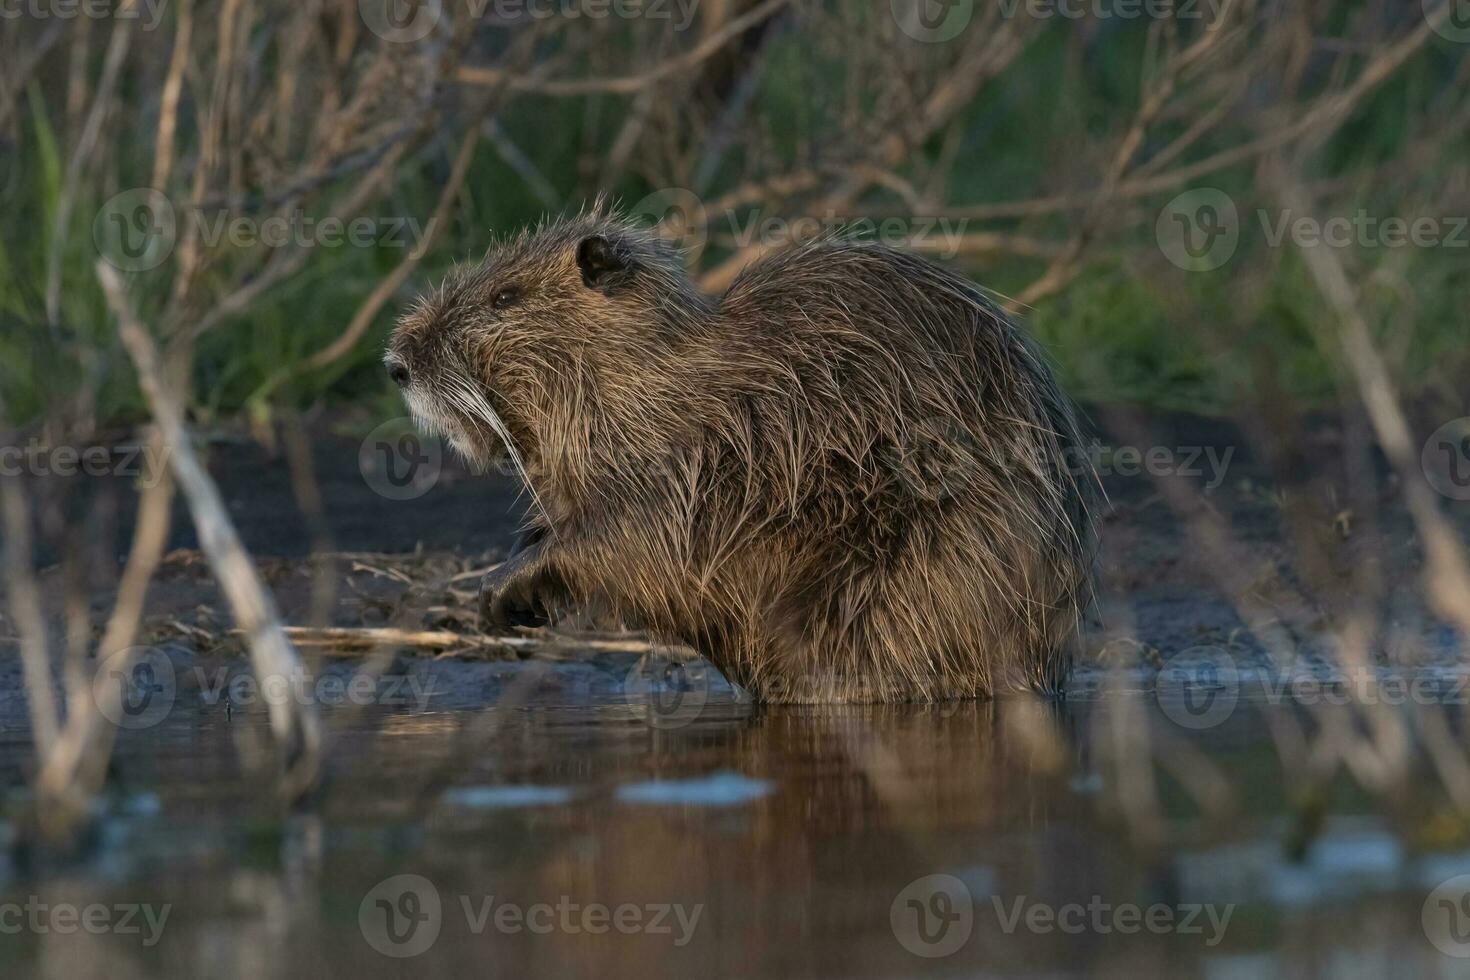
[386,358,411,388]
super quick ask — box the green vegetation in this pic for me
[3,12,1466,429]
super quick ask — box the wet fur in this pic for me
[388,208,1095,703]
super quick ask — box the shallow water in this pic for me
[5,656,1470,979]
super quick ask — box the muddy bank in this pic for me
[25,403,1458,679]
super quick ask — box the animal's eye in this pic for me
[491,286,521,310]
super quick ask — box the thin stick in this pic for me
[44,0,139,326]
[456,0,791,96]
[37,440,175,818]
[150,0,194,191]
[100,262,323,798]
[301,125,482,372]
[0,480,60,757]
[272,625,697,660]
[1274,173,1470,641]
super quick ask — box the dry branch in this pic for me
[455,0,792,95]
[272,625,698,660]
[1274,173,1470,642]
[100,263,323,800]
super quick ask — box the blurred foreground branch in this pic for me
[100,262,323,801]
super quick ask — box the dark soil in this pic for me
[9,402,1468,679]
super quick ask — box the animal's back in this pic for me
[685,238,1093,702]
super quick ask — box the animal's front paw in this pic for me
[477,552,552,633]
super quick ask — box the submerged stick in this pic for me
[268,625,698,660]
[99,262,323,799]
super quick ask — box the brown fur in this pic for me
[386,207,1095,703]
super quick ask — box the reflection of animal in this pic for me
[385,208,1094,702]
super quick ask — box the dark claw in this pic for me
[478,548,550,632]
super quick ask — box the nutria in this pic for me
[384,208,1094,703]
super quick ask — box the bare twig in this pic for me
[1274,172,1470,641]
[273,625,699,660]
[300,125,482,373]
[37,440,175,820]
[100,262,323,799]
[0,480,61,758]
[456,0,791,96]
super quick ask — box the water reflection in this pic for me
[4,658,1470,978]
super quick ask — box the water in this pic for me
[4,655,1470,979]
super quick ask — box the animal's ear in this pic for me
[577,234,634,293]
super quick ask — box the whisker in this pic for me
[446,372,550,526]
